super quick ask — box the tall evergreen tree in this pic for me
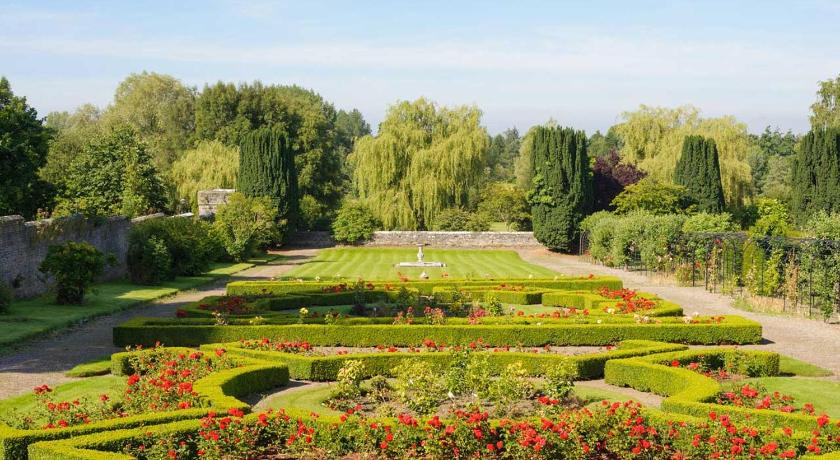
[792,128,840,220]
[529,126,592,251]
[238,127,299,227]
[674,135,725,213]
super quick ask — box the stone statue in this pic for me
[417,245,424,263]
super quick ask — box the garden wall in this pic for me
[289,231,541,248]
[0,213,161,299]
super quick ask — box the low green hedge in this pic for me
[604,348,829,432]
[226,276,623,297]
[0,350,289,460]
[114,316,761,348]
[205,339,687,381]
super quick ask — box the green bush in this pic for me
[432,208,490,231]
[0,282,11,314]
[127,217,221,284]
[213,193,278,261]
[39,241,108,304]
[331,200,378,244]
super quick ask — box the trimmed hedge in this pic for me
[604,348,830,432]
[114,316,762,348]
[203,339,687,381]
[226,276,623,297]
[0,350,289,460]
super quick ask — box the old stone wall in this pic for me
[289,231,541,248]
[0,214,153,298]
[198,189,235,217]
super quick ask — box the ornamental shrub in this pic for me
[127,217,221,284]
[39,241,107,304]
[213,193,279,261]
[0,281,11,314]
[332,200,379,244]
[433,208,490,231]
[127,234,171,285]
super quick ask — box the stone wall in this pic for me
[197,189,235,217]
[289,231,541,248]
[0,214,148,298]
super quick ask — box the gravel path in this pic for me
[518,248,840,378]
[0,248,319,399]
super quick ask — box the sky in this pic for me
[2,0,839,135]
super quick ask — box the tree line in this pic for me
[1,72,839,250]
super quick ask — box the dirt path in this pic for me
[0,248,319,399]
[518,248,840,378]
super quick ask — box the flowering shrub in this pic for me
[4,384,122,430]
[196,296,253,315]
[122,401,840,459]
[239,338,313,354]
[717,383,817,415]
[598,287,657,314]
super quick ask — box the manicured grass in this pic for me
[0,259,256,352]
[0,375,125,416]
[779,355,834,377]
[65,358,113,377]
[732,377,840,418]
[281,248,558,281]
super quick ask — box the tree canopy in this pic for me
[674,135,725,213]
[0,77,52,219]
[810,74,840,130]
[170,140,239,210]
[238,127,299,227]
[792,128,840,221]
[350,98,489,230]
[612,105,752,209]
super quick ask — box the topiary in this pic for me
[331,200,378,244]
[39,241,108,304]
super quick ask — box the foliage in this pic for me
[588,128,623,157]
[612,105,753,208]
[331,200,379,244]
[127,217,222,284]
[529,125,593,251]
[432,208,490,231]
[682,212,737,233]
[212,193,279,261]
[103,71,196,171]
[0,77,53,219]
[194,82,346,217]
[237,127,298,228]
[810,74,840,129]
[351,98,489,229]
[544,359,576,399]
[0,281,11,314]
[674,135,726,213]
[749,198,791,238]
[489,361,534,410]
[41,104,103,193]
[53,125,167,217]
[611,178,695,215]
[170,140,239,210]
[748,127,797,201]
[394,360,445,414]
[592,149,646,212]
[39,241,107,304]
[792,128,840,221]
[333,360,365,400]
[485,127,520,182]
[477,182,531,230]
[514,119,558,191]
[807,211,840,240]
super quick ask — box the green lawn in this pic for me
[0,260,256,352]
[731,377,840,418]
[280,248,558,281]
[779,355,833,377]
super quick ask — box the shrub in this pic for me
[0,282,11,314]
[332,200,378,244]
[128,217,221,284]
[213,192,278,261]
[39,241,108,304]
[544,359,576,399]
[611,178,696,215]
[433,208,469,231]
[333,360,365,400]
[394,360,445,415]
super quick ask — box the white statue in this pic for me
[417,245,424,263]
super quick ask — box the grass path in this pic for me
[282,247,558,281]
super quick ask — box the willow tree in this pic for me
[350,98,488,230]
[612,105,753,208]
[171,140,239,210]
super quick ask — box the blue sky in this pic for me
[2,0,839,134]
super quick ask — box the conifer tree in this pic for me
[529,126,593,251]
[674,135,725,213]
[238,127,299,226]
[792,128,840,220]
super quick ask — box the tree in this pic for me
[237,127,299,227]
[514,119,558,191]
[0,77,52,218]
[104,72,195,171]
[792,128,840,220]
[477,182,530,230]
[41,105,103,191]
[54,125,167,217]
[335,108,371,155]
[810,74,840,130]
[350,98,489,230]
[331,200,379,244]
[194,82,344,217]
[592,149,646,211]
[612,105,753,209]
[212,193,278,261]
[485,128,520,182]
[611,178,695,215]
[674,135,725,213]
[747,126,797,199]
[528,126,593,251]
[171,140,239,210]
[587,128,622,158]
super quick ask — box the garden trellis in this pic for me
[580,231,840,320]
